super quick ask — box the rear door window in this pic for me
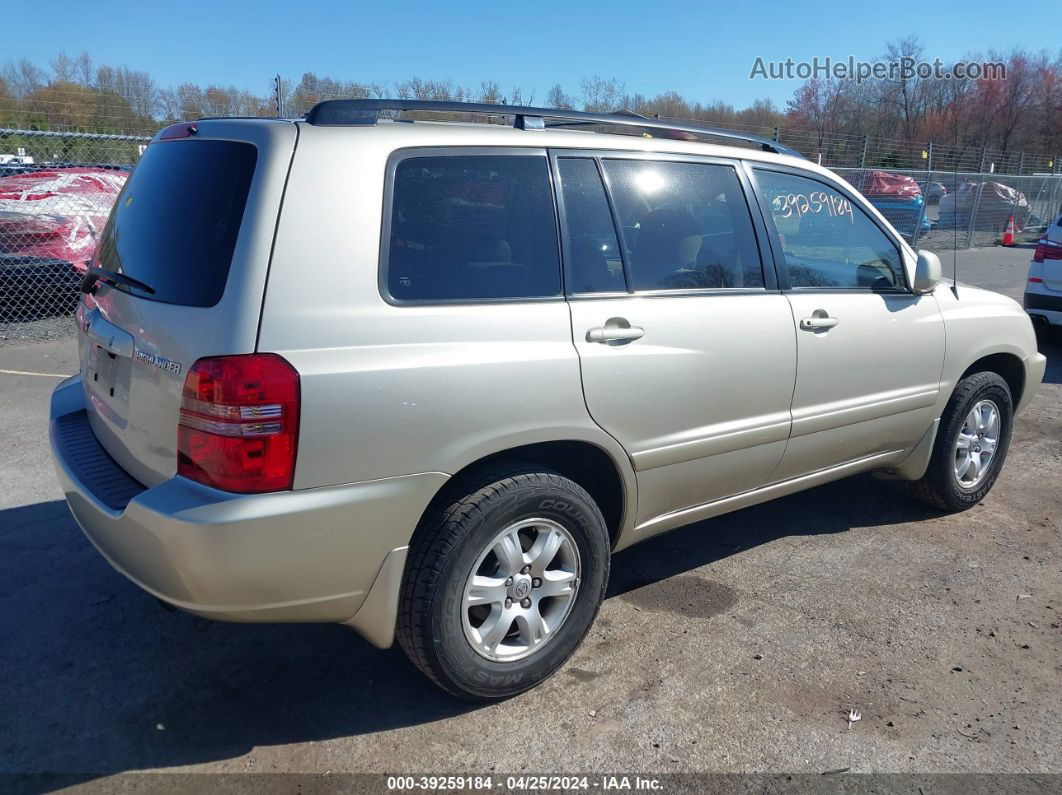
[386,154,561,302]
[96,140,257,307]
[556,158,626,294]
[600,159,764,291]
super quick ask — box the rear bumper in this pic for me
[1024,290,1062,324]
[49,376,446,640]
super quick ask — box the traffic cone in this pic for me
[1001,215,1015,246]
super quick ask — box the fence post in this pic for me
[966,155,989,249]
[1018,152,1024,176]
[861,136,868,169]
[911,144,932,249]
[910,199,926,248]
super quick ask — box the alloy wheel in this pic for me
[953,399,1000,489]
[461,518,581,662]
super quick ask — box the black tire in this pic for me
[396,465,610,701]
[909,371,1013,512]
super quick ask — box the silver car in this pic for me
[1024,213,1062,331]
[50,100,1047,700]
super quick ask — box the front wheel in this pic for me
[396,466,610,700]
[909,371,1013,511]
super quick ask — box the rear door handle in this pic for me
[799,313,839,331]
[587,318,644,344]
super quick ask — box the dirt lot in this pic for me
[0,246,1059,784]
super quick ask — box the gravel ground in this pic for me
[0,246,1058,785]
[0,314,78,348]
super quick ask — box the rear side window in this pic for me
[386,155,561,301]
[556,158,625,293]
[96,140,257,307]
[601,160,764,291]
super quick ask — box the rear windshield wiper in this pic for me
[81,265,156,296]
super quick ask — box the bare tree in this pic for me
[479,80,502,104]
[546,83,573,109]
[96,65,158,119]
[876,35,930,140]
[2,58,45,99]
[50,51,76,83]
[991,49,1038,154]
[580,76,625,112]
[508,86,534,106]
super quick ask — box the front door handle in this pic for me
[587,317,644,344]
[799,311,839,331]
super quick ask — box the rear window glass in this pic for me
[96,140,257,307]
[386,155,561,301]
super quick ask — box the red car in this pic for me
[0,167,128,316]
[852,170,931,237]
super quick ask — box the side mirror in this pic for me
[913,249,942,294]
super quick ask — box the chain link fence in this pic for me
[831,167,1062,248]
[2,121,1060,339]
[0,129,147,338]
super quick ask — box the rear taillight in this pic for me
[1033,237,1062,263]
[177,354,299,493]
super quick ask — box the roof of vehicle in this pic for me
[284,115,822,175]
[171,105,850,188]
[302,98,804,158]
[180,100,816,171]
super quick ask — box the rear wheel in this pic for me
[396,465,610,700]
[910,371,1013,511]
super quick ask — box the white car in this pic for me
[1025,213,1062,329]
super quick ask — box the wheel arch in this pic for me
[894,348,1026,483]
[959,352,1024,408]
[417,438,636,551]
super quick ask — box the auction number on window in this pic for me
[770,191,853,221]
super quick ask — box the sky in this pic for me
[2,0,1058,109]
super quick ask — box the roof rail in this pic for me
[304,99,803,158]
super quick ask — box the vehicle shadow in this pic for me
[0,476,942,778]
[606,473,940,598]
